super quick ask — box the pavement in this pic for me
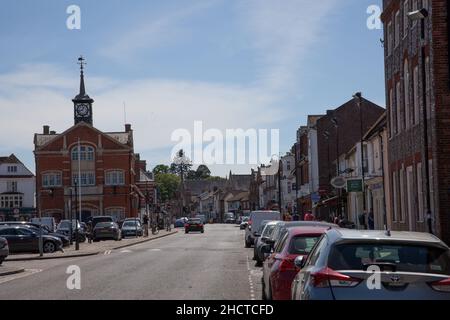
[0,224,262,300]
[5,229,178,262]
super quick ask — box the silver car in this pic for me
[291,229,450,300]
[0,237,8,265]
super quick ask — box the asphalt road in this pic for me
[0,224,263,300]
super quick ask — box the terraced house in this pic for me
[382,0,450,243]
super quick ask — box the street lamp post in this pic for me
[353,92,367,226]
[74,180,79,251]
[331,117,341,218]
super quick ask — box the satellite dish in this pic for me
[331,176,346,189]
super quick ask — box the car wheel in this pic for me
[43,241,56,253]
[201,230,204,233]
[245,237,251,248]
[185,230,189,234]
[0,258,4,265]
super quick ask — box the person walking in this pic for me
[86,221,93,244]
[304,211,315,221]
[143,213,149,237]
[358,211,367,230]
[368,210,375,230]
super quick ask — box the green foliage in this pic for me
[155,173,180,202]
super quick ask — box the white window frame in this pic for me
[416,163,424,222]
[42,172,62,187]
[413,65,420,125]
[72,171,96,186]
[396,82,402,133]
[71,145,95,161]
[403,0,409,38]
[105,170,125,186]
[404,59,411,129]
[395,11,401,47]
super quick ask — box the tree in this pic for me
[153,164,169,175]
[155,173,180,203]
[170,149,192,180]
[196,165,211,179]
[186,170,198,180]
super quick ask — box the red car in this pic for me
[261,226,328,300]
[185,218,204,234]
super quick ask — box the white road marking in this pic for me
[148,249,161,252]
[104,250,112,255]
[120,249,132,253]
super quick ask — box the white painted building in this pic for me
[0,154,35,221]
[280,153,296,212]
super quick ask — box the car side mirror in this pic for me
[266,239,275,246]
[261,236,268,242]
[254,233,261,237]
[294,256,306,269]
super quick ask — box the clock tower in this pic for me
[72,56,94,125]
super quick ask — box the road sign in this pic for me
[331,176,346,189]
[311,193,321,203]
[347,179,363,192]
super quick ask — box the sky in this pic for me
[0,0,385,177]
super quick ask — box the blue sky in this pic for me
[0,0,385,177]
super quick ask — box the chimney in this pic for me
[43,125,50,134]
[125,124,132,132]
[50,131,56,135]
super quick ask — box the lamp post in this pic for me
[74,180,79,251]
[331,117,341,218]
[408,8,433,234]
[353,92,367,226]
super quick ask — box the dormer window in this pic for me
[71,146,95,161]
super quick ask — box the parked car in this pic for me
[195,215,207,225]
[185,218,204,234]
[240,217,249,230]
[175,218,187,228]
[224,212,236,224]
[24,225,70,247]
[121,220,143,238]
[291,229,450,300]
[254,221,280,266]
[30,217,56,232]
[0,221,70,247]
[262,226,328,300]
[90,216,114,229]
[0,226,63,253]
[0,237,9,265]
[93,222,122,241]
[268,221,338,251]
[245,211,282,248]
[56,220,86,243]
[0,221,52,233]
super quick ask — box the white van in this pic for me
[31,217,56,232]
[244,211,281,247]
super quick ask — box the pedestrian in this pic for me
[304,211,315,221]
[86,221,93,244]
[368,210,375,230]
[334,215,340,225]
[143,213,149,237]
[358,211,367,230]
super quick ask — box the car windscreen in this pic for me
[289,235,321,255]
[328,242,450,275]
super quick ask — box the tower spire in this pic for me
[78,55,86,96]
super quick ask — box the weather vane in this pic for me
[77,55,86,71]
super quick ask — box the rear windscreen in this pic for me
[328,243,450,275]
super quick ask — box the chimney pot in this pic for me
[125,124,132,132]
[43,125,50,134]
[50,131,56,135]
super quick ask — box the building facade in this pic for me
[382,0,450,243]
[33,60,144,222]
[0,154,35,221]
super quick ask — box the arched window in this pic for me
[71,145,95,161]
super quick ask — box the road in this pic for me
[0,224,262,300]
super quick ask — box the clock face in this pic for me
[76,104,90,117]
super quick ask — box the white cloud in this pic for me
[98,0,220,61]
[0,65,282,176]
[236,0,339,93]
